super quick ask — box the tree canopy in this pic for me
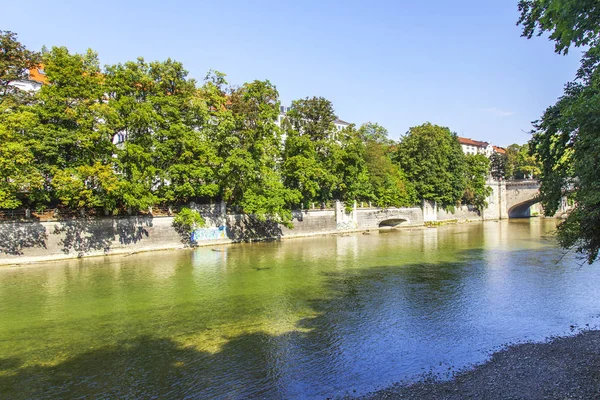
[395,123,467,209]
[0,31,507,224]
[518,0,600,262]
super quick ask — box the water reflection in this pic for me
[1,220,599,399]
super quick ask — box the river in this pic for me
[1,219,599,399]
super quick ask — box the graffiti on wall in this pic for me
[336,221,357,231]
[191,226,228,242]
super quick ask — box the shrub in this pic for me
[172,207,206,235]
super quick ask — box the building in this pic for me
[458,137,493,156]
[492,145,506,155]
[277,105,351,132]
[10,66,48,93]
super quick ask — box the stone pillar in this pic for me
[219,200,227,228]
[482,179,506,220]
[335,200,344,226]
[499,180,508,219]
[422,200,438,222]
[482,179,498,220]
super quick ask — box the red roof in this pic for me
[458,136,489,147]
[493,145,506,154]
[28,65,48,85]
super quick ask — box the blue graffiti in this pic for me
[191,225,228,242]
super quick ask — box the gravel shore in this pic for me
[358,330,600,399]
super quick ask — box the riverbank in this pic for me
[358,329,600,399]
[0,221,451,267]
[0,204,464,266]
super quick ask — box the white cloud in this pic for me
[478,107,515,117]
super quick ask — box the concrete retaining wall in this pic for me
[0,200,488,265]
[0,216,185,264]
[437,205,481,221]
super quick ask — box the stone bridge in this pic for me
[505,180,542,218]
[355,207,424,229]
[332,201,424,230]
[483,179,571,219]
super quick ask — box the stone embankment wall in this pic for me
[0,199,495,265]
[0,180,561,265]
[438,204,481,221]
[0,203,427,264]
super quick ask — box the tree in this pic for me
[490,151,507,180]
[0,31,41,103]
[0,31,43,209]
[505,143,541,179]
[330,125,374,204]
[357,122,394,145]
[359,123,416,207]
[31,47,116,211]
[395,123,466,209]
[518,0,600,262]
[282,97,341,206]
[0,109,43,209]
[463,154,493,211]
[218,79,300,224]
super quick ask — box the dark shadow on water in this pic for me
[0,247,580,399]
[0,334,294,399]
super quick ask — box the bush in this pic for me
[172,207,206,235]
[344,202,354,214]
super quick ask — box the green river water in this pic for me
[1,219,599,399]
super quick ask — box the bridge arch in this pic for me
[505,180,541,219]
[507,199,540,218]
[378,218,408,228]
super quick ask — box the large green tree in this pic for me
[505,143,541,179]
[282,97,341,206]
[217,79,300,223]
[0,31,43,209]
[490,151,507,180]
[0,30,40,103]
[518,0,600,262]
[33,47,117,211]
[358,123,416,207]
[463,154,493,211]
[395,123,466,209]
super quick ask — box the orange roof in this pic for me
[493,145,506,154]
[28,65,48,84]
[458,136,489,147]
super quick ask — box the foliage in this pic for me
[172,207,206,235]
[463,154,493,211]
[518,0,600,262]
[361,125,416,207]
[0,30,41,103]
[396,123,466,209]
[0,31,511,230]
[517,0,600,55]
[490,151,507,180]
[357,122,394,145]
[0,107,43,209]
[282,97,341,206]
[0,33,43,208]
[505,143,541,179]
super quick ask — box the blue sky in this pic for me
[1,0,581,146]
